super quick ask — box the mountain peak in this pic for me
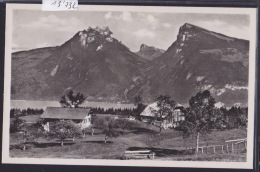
[136,44,165,60]
[181,23,211,32]
[140,44,155,52]
[72,26,115,47]
[183,23,202,29]
[131,23,249,106]
[177,23,247,44]
[86,26,113,36]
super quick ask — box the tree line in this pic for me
[10,108,44,118]
[83,107,138,116]
[10,107,139,118]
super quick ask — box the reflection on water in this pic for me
[11,100,135,110]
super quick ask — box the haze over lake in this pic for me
[11,100,135,110]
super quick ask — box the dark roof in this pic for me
[41,107,91,120]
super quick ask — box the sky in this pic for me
[12,9,250,52]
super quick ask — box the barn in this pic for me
[140,102,185,129]
[40,107,92,131]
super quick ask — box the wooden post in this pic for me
[221,145,224,154]
[201,147,204,154]
[231,143,234,153]
[153,153,155,159]
[213,146,216,154]
[244,140,247,150]
[196,132,200,154]
[226,144,229,153]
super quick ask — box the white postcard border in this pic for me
[2,4,257,169]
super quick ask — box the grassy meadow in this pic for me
[9,117,247,161]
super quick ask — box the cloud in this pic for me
[104,12,112,19]
[104,11,132,22]
[137,13,159,29]
[162,23,172,28]
[132,28,156,39]
[119,11,132,22]
[21,15,81,32]
[147,15,158,25]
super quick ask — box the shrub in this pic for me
[10,117,25,133]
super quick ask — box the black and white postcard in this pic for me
[2,4,257,169]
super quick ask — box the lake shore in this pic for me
[11,100,135,110]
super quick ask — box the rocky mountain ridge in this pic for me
[11,24,249,107]
[12,26,146,102]
[126,23,249,106]
[136,44,165,60]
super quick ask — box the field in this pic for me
[9,119,247,161]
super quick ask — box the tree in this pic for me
[134,95,142,106]
[115,118,134,130]
[10,116,25,133]
[48,120,82,146]
[222,106,248,129]
[59,90,86,108]
[153,94,177,133]
[10,108,21,118]
[133,95,146,119]
[180,90,222,154]
[103,119,120,143]
[17,122,45,151]
[92,117,119,143]
[70,123,82,141]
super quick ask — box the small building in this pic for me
[140,102,185,129]
[40,107,92,131]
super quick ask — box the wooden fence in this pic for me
[189,138,247,154]
[225,138,247,153]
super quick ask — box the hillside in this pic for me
[126,23,249,106]
[11,26,147,101]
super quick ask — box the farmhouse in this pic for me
[40,107,92,131]
[140,102,185,129]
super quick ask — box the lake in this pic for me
[11,100,135,110]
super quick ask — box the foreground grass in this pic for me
[163,153,246,162]
[9,124,247,161]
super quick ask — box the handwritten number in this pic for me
[50,0,76,9]
[57,1,61,7]
[51,1,56,5]
[72,2,77,9]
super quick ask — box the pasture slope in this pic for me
[9,120,247,161]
